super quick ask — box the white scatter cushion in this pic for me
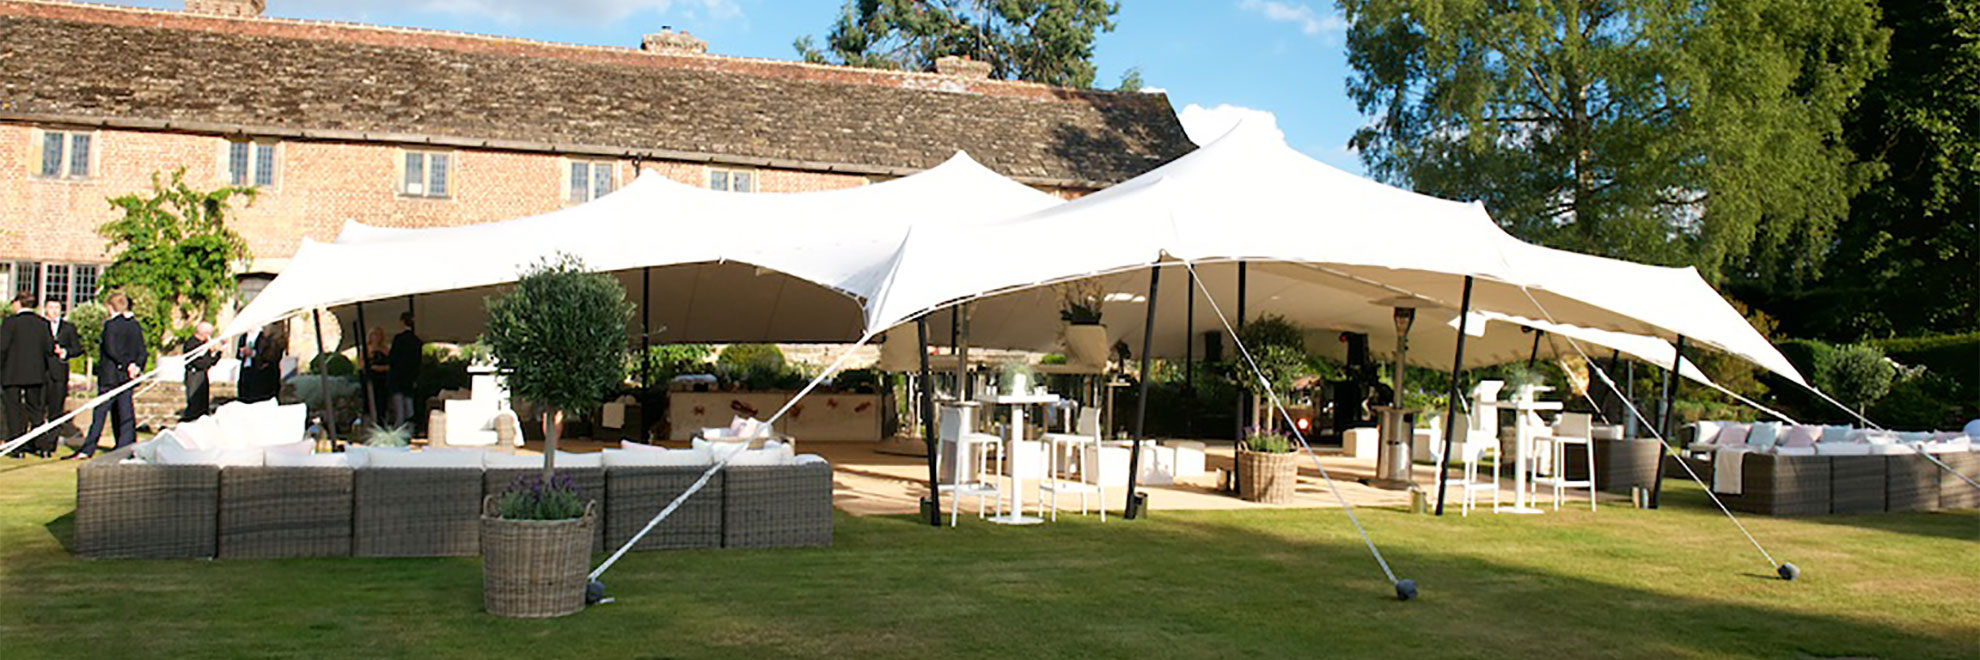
[1746,422,1782,448]
[172,416,224,450]
[262,404,310,446]
[1816,443,1873,456]
[601,447,710,468]
[727,443,795,467]
[1897,431,1932,444]
[1924,437,1971,454]
[695,438,750,463]
[132,435,164,462]
[699,427,735,439]
[265,451,352,468]
[1771,445,1818,457]
[1867,443,1915,455]
[483,451,603,469]
[214,445,266,467]
[1819,426,1854,444]
[729,415,754,435]
[363,448,484,469]
[794,454,828,466]
[262,439,314,459]
[154,440,226,465]
[1693,421,1723,445]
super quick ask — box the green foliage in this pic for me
[1808,0,1978,340]
[1238,314,1304,351]
[491,474,587,521]
[795,0,1121,87]
[832,368,882,393]
[1342,0,1887,283]
[363,424,411,448]
[1115,65,1145,92]
[98,169,255,351]
[67,301,107,368]
[307,353,356,377]
[483,254,634,415]
[1814,343,1895,411]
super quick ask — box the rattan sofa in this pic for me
[72,451,833,560]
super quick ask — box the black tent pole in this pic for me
[917,317,942,527]
[310,309,338,444]
[1125,265,1161,519]
[354,302,376,425]
[1433,276,1474,516]
[1526,328,1544,367]
[639,267,652,439]
[1233,261,1247,491]
[1185,267,1196,437]
[1650,334,1687,509]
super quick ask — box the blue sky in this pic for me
[109,0,1368,173]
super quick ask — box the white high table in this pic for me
[1502,398,1563,514]
[986,393,1059,525]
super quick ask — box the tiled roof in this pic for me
[0,1,1195,186]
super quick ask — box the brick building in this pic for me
[0,0,1194,310]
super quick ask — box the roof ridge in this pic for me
[2,0,1158,104]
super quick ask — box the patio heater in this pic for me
[1368,302,1418,490]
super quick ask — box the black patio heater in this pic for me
[1368,304,1418,490]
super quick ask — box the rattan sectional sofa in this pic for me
[74,450,832,560]
[1681,422,1978,516]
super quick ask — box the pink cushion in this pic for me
[1779,425,1820,448]
[1713,423,1751,446]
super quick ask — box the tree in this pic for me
[1814,343,1894,412]
[1341,0,1887,284]
[795,0,1120,88]
[98,169,254,352]
[483,255,634,478]
[1797,0,1977,341]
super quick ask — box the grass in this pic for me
[1,456,1975,659]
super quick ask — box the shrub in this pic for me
[363,423,410,448]
[483,254,634,474]
[637,343,714,384]
[492,474,587,521]
[1815,343,1895,411]
[717,344,785,374]
[1242,427,1294,453]
[307,353,356,376]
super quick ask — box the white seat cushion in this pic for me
[154,440,227,465]
[1815,443,1873,456]
[266,452,353,468]
[483,451,602,469]
[726,442,796,467]
[601,447,711,468]
[361,448,485,469]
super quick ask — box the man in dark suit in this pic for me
[180,321,220,421]
[74,292,145,458]
[1,294,53,457]
[42,299,80,457]
[388,312,422,427]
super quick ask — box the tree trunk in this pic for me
[541,409,562,482]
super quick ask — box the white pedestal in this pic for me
[1343,427,1380,461]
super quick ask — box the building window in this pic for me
[708,167,755,192]
[37,129,92,179]
[6,262,100,307]
[568,160,616,202]
[401,150,452,198]
[228,140,277,188]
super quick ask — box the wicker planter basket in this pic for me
[1237,449,1298,503]
[480,497,597,619]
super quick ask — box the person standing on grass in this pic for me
[42,299,80,456]
[72,292,145,459]
[1,294,53,457]
[180,322,219,421]
[388,312,422,427]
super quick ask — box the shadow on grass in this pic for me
[42,511,75,554]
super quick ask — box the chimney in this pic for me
[184,0,266,17]
[642,26,708,55]
[933,55,992,80]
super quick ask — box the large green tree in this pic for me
[483,254,633,478]
[795,0,1120,88]
[1786,0,1977,341]
[1342,0,1887,284]
[98,169,255,352]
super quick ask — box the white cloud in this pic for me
[1177,103,1285,146]
[295,0,742,25]
[1237,0,1345,36]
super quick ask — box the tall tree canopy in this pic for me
[1788,0,1977,340]
[1342,0,1887,284]
[795,0,1120,88]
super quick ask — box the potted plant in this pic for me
[1057,281,1109,367]
[1237,427,1299,503]
[480,474,596,619]
[480,254,631,617]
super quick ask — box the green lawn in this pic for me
[2,457,1975,659]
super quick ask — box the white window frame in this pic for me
[399,149,454,199]
[6,261,101,307]
[567,159,618,203]
[707,166,756,192]
[225,139,280,189]
[33,128,96,181]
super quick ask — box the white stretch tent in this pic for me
[225,152,1065,345]
[859,123,1804,385]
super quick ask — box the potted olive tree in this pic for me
[479,254,631,618]
[1237,427,1298,503]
